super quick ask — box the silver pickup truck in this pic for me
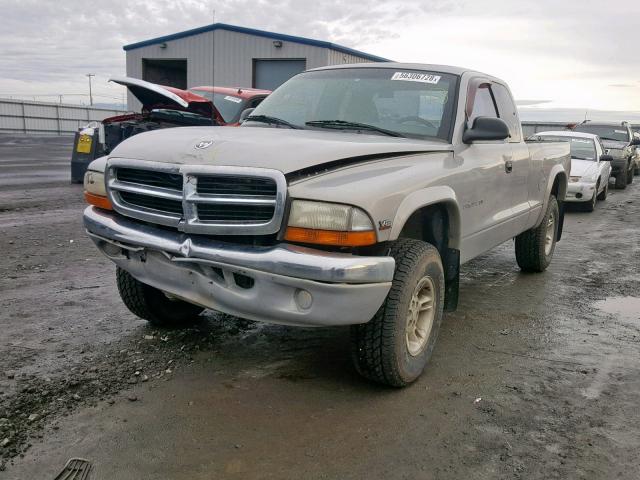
[83,63,570,387]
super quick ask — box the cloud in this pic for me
[0,0,639,111]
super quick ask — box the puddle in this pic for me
[594,297,640,323]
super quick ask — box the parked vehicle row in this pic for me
[82,63,571,387]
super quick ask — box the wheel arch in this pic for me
[388,187,462,312]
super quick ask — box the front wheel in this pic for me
[515,195,559,272]
[615,173,627,189]
[116,268,204,327]
[627,166,634,185]
[351,239,444,387]
[597,181,608,201]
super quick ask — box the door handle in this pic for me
[505,160,513,173]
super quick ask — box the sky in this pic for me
[1,0,639,120]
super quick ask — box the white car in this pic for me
[529,131,612,211]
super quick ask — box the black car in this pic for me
[572,121,640,189]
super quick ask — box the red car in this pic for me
[188,86,271,125]
[100,77,270,153]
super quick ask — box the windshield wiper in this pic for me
[306,120,406,138]
[572,156,593,160]
[245,115,302,129]
[599,137,620,142]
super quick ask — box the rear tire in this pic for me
[515,195,559,272]
[615,173,627,189]
[116,267,204,327]
[351,239,444,387]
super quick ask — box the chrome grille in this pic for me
[106,159,286,235]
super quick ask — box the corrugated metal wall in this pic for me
[0,99,125,135]
[126,30,376,110]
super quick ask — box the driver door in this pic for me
[455,80,518,261]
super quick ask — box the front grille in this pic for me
[197,204,275,222]
[119,191,183,215]
[107,161,286,235]
[197,175,277,196]
[116,168,182,191]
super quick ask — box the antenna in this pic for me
[584,109,588,122]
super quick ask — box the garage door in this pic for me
[253,60,306,90]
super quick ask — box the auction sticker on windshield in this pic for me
[224,95,243,103]
[391,72,441,84]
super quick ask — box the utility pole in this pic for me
[86,73,95,106]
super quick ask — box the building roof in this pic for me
[123,23,390,62]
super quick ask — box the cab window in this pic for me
[469,85,498,124]
[492,83,521,142]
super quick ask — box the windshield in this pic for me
[248,68,459,141]
[535,135,597,161]
[189,90,246,123]
[573,125,629,143]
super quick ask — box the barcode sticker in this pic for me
[391,72,441,84]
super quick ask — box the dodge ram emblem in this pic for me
[195,140,213,149]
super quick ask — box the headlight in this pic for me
[83,170,112,210]
[284,200,376,247]
[569,176,581,183]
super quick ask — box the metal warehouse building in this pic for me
[123,23,388,109]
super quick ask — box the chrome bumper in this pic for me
[83,207,394,326]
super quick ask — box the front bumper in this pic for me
[83,207,394,327]
[566,181,596,202]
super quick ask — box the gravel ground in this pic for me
[1,135,639,479]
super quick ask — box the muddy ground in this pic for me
[1,134,639,479]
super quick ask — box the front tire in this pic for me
[116,268,204,327]
[615,173,627,189]
[515,195,559,272]
[627,165,634,185]
[351,239,444,387]
[583,184,598,212]
[597,181,608,201]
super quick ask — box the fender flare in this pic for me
[535,165,568,228]
[388,185,462,250]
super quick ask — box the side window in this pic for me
[469,85,498,124]
[492,83,522,142]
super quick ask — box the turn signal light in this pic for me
[284,227,376,247]
[84,192,113,210]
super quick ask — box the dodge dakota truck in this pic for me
[83,63,570,387]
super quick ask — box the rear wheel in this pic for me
[351,239,444,387]
[116,268,204,327]
[515,195,559,272]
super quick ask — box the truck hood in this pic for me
[570,159,598,178]
[109,126,452,175]
[110,76,223,123]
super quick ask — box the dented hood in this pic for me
[110,125,452,174]
[110,76,223,122]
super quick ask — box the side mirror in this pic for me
[239,108,255,123]
[463,117,510,144]
[630,137,640,146]
[600,154,613,162]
